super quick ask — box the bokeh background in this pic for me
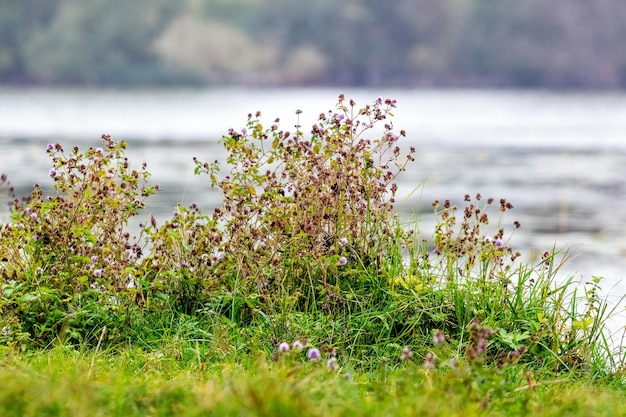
[2,0,626,335]
[1,0,626,88]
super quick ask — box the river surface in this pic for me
[1,87,626,342]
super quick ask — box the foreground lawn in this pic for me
[0,346,625,417]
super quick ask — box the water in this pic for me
[2,87,626,341]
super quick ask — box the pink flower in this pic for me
[424,352,436,370]
[400,346,413,361]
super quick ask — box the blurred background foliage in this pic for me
[1,0,625,88]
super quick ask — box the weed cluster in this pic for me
[147,94,416,317]
[0,137,156,346]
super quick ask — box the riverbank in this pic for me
[1,93,625,416]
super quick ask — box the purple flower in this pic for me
[278,342,290,353]
[49,168,57,177]
[307,348,321,360]
[292,340,303,350]
[400,346,413,361]
[91,256,98,264]
[338,237,348,247]
[30,212,38,221]
[338,256,347,266]
[433,330,445,345]
[46,143,54,151]
[93,269,104,278]
[327,357,338,371]
[494,239,505,247]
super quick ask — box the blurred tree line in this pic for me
[1,0,625,88]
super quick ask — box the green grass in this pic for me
[1,341,625,417]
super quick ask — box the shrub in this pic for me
[147,94,417,315]
[0,136,156,346]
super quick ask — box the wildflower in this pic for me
[494,238,504,247]
[338,256,347,266]
[95,147,103,153]
[278,342,290,353]
[46,143,54,151]
[93,269,104,278]
[327,357,338,371]
[91,256,98,264]
[307,348,321,360]
[292,340,303,350]
[49,168,57,177]
[400,346,413,361]
[29,212,37,221]
[424,352,436,370]
[433,330,445,345]
[338,237,348,247]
